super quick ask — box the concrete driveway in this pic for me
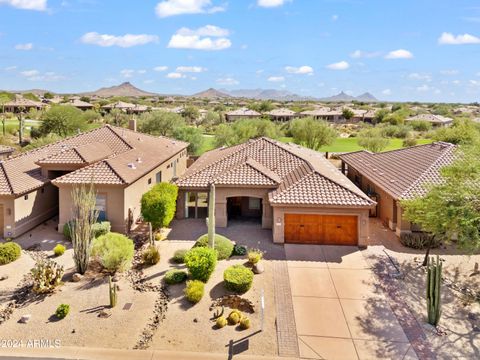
[285,244,417,360]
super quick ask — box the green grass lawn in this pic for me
[200,134,433,155]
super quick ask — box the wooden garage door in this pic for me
[284,214,358,245]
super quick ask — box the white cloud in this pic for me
[350,50,381,59]
[176,66,206,73]
[326,61,350,70]
[155,0,225,17]
[216,77,239,85]
[438,32,480,45]
[21,69,65,81]
[469,79,480,86]
[144,79,155,84]
[120,69,135,78]
[440,69,459,75]
[416,84,430,92]
[408,73,432,81]
[452,80,461,85]
[15,43,33,50]
[257,0,290,8]
[385,49,413,59]
[331,14,338,21]
[80,32,159,48]
[166,72,186,79]
[153,66,168,72]
[4,66,17,71]
[382,89,392,96]
[0,0,46,11]
[267,76,285,82]
[137,69,147,74]
[168,26,231,51]
[285,65,313,74]
[20,69,39,77]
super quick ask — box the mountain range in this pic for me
[81,82,158,97]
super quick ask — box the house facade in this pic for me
[175,137,375,246]
[0,124,188,238]
[339,142,456,236]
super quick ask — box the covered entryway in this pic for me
[284,214,358,245]
[227,196,262,223]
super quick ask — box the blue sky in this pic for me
[1,0,480,102]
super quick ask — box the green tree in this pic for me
[173,126,205,154]
[181,106,200,123]
[104,108,129,127]
[214,124,236,147]
[0,93,12,136]
[402,143,480,264]
[290,117,336,151]
[43,92,54,99]
[250,100,274,113]
[138,110,185,137]
[81,109,102,123]
[23,92,40,102]
[374,109,390,124]
[357,128,390,152]
[214,118,281,147]
[342,108,355,121]
[141,183,179,230]
[432,118,479,145]
[39,105,87,137]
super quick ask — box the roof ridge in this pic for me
[104,125,134,151]
[269,162,312,201]
[73,147,87,162]
[0,162,14,194]
[369,141,453,156]
[315,171,375,204]
[245,158,281,183]
[399,144,456,199]
[108,125,189,148]
[103,159,127,183]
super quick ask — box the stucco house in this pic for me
[175,137,375,246]
[405,114,454,128]
[339,142,456,236]
[0,123,188,238]
[225,108,261,122]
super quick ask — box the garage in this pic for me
[284,214,358,245]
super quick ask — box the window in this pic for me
[24,194,28,200]
[95,194,107,222]
[173,161,177,177]
[41,188,45,194]
[148,178,152,185]
[248,198,260,210]
[156,171,162,183]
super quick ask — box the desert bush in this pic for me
[216,316,227,328]
[194,234,234,260]
[184,280,204,303]
[247,249,263,265]
[409,120,432,132]
[165,269,188,285]
[31,260,64,293]
[240,316,251,329]
[53,244,65,257]
[155,232,166,241]
[402,137,418,147]
[400,232,441,250]
[64,221,111,240]
[172,249,188,263]
[92,233,134,272]
[142,245,160,265]
[0,242,21,265]
[224,265,254,293]
[184,247,217,282]
[141,183,178,230]
[55,304,70,319]
[232,244,247,256]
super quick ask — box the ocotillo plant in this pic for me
[109,275,117,308]
[207,184,216,249]
[426,255,442,326]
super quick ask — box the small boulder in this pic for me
[72,273,83,282]
[19,314,31,324]
[0,275,8,281]
[112,274,121,282]
[253,262,265,274]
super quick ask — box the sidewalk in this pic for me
[1,346,300,360]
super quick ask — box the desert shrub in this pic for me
[409,120,432,132]
[402,137,418,147]
[64,221,111,240]
[31,260,64,293]
[142,245,160,265]
[165,269,188,285]
[172,249,188,264]
[0,242,21,265]
[232,244,247,256]
[141,183,178,230]
[400,232,441,250]
[193,234,234,260]
[224,265,254,293]
[53,244,65,257]
[55,304,70,319]
[247,249,263,265]
[155,232,166,241]
[184,247,217,282]
[240,316,251,329]
[216,316,227,328]
[184,280,204,303]
[92,233,134,272]
[227,309,242,325]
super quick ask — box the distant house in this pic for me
[102,101,149,114]
[405,114,453,127]
[65,98,94,111]
[266,108,297,122]
[340,142,456,236]
[3,97,45,113]
[225,108,261,122]
[0,145,14,160]
[176,137,374,246]
[300,108,343,122]
[0,123,188,238]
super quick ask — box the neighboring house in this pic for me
[0,146,14,160]
[3,97,45,113]
[266,108,298,122]
[405,114,453,127]
[175,137,375,246]
[300,108,344,122]
[65,98,95,111]
[101,101,148,114]
[0,123,188,238]
[225,108,261,122]
[339,142,456,236]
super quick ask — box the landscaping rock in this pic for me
[72,273,83,282]
[211,295,255,313]
[98,310,111,318]
[253,262,265,274]
[19,314,31,323]
[112,274,121,282]
[0,275,8,281]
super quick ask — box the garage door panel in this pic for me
[284,214,358,245]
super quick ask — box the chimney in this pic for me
[128,118,137,132]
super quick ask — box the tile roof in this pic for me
[176,137,373,208]
[0,125,187,195]
[226,108,261,116]
[339,142,456,200]
[406,114,453,124]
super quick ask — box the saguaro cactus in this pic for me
[426,255,442,326]
[109,275,117,308]
[207,184,216,249]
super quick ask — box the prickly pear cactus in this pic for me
[31,260,64,293]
